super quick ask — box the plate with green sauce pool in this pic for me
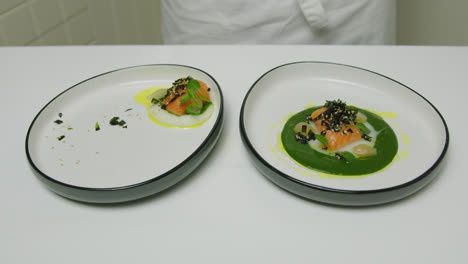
[26,64,223,203]
[240,62,449,206]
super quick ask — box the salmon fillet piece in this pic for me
[163,80,210,116]
[312,107,362,151]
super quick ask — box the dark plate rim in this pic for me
[239,61,449,195]
[25,64,224,192]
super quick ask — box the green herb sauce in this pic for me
[281,106,398,175]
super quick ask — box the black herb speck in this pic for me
[57,135,65,141]
[109,117,127,128]
[54,120,63,124]
[335,153,344,160]
[58,113,63,118]
[109,117,120,125]
[124,108,133,112]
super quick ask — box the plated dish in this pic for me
[240,62,449,206]
[25,65,223,203]
[282,99,398,176]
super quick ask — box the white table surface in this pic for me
[1,45,466,263]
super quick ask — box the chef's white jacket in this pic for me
[161,0,396,44]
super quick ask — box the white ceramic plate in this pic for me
[240,62,449,206]
[26,65,223,203]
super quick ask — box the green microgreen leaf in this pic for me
[346,122,371,135]
[198,94,211,103]
[342,151,355,161]
[193,98,203,108]
[179,94,191,104]
[315,134,328,146]
[187,78,200,92]
[95,122,100,131]
[186,104,201,115]
[178,79,199,106]
[355,122,371,134]
[180,78,212,115]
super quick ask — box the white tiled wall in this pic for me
[0,0,162,46]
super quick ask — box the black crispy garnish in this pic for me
[58,113,63,118]
[57,135,65,141]
[308,130,316,140]
[295,132,309,144]
[295,125,316,144]
[313,100,357,132]
[313,99,373,141]
[54,120,63,124]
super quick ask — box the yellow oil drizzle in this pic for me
[282,112,296,122]
[364,108,398,120]
[267,102,410,179]
[303,102,316,109]
[399,133,411,158]
[134,86,212,128]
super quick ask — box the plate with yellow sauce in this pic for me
[26,64,223,203]
[240,62,449,206]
